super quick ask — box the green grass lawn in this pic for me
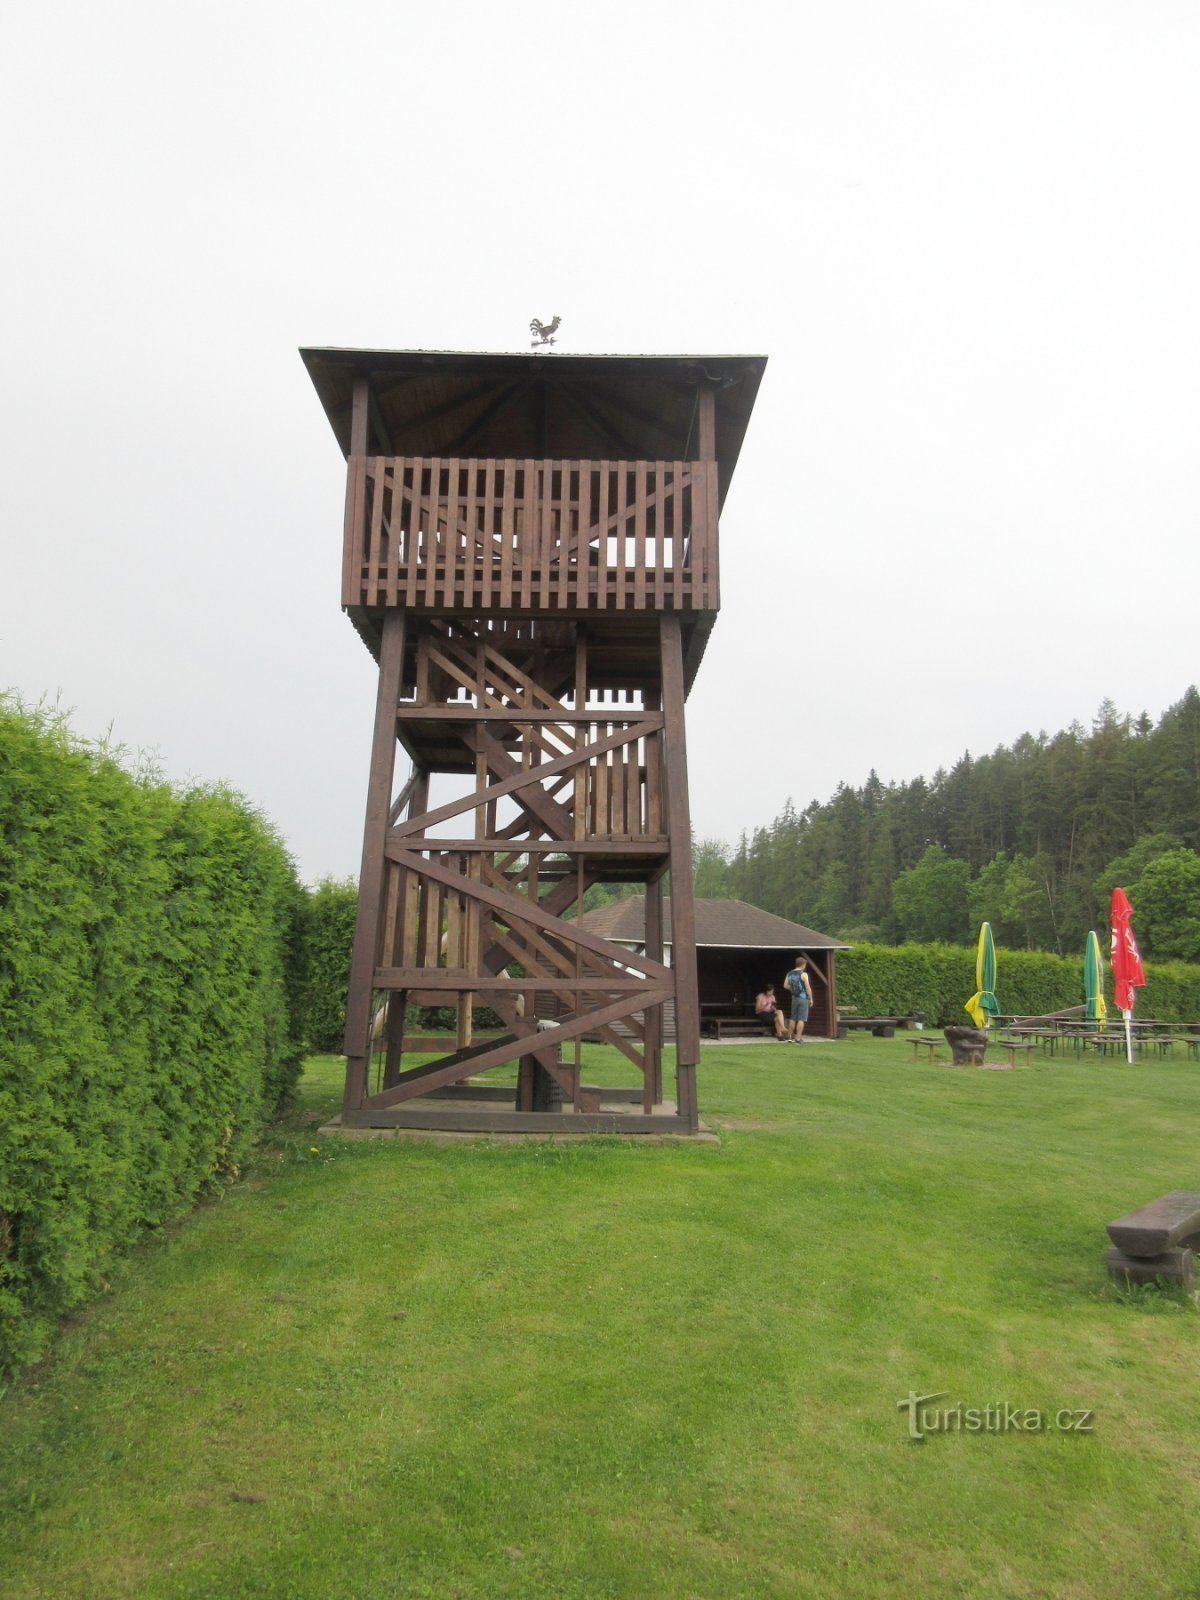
[4,1038,1200,1599]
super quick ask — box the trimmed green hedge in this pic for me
[296,877,358,1052]
[839,942,1200,1027]
[0,700,305,1376]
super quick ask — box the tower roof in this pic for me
[300,348,767,511]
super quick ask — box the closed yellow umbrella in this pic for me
[965,922,1000,1030]
[1084,930,1107,1031]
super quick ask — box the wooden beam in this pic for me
[389,718,660,840]
[373,971,652,992]
[362,987,670,1109]
[474,725,576,841]
[350,379,369,457]
[448,379,530,454]
[383,376,505,438]
[342,1107,695,1134]
[697,384,717,462]
[644,874,664,1110]
[382,991,407,1089]
[393,707,648,723]
[385,846,672,981]
[556,382,643,460]
[377,838,666,854]
[388,767,422,827]
[342,610,406,1113]
[367,391,394,455]
[660,613,699,1130]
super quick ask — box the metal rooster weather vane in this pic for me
[529,314,561,349]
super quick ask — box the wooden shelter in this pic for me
[302,347,766,1132]
[578,898,848,1039]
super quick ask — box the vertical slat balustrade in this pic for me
[614,464,627,609]
[461,460,477,609]
[366,458,385,606]
[673,468,687,605]
[611,739,626,835]
[632,734,643,833]
[705,458,719,609]
[596,462,609,607]
[519,459,534,609]
[444,459,461,609]
[557,464,572,610]
[422,459,440,607]
[480,460,496,610]
[653,462,666,609]
[594,733,608,834]
[633,462,648,609]
[345,456,715,615]
[538,462,554,611]
[403,459,421,607]
[647,728,664,835]
[384,462,399,605]
[342,455,365,606]
[500,462,516,609]
[572,464,590,610]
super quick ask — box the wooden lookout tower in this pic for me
[302,347,766,1133]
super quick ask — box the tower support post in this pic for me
[660,613,700,1131]
[343,610,406,1115]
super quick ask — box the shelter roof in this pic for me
[299,347,767,511]
[578,897,849,950]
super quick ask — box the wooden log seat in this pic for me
[942,1025,987,1064]
[1106,1192,1200,1290]
[837,1017,897,1038]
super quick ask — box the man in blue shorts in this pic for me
[784,955,812,1043]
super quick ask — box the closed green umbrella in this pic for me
[965,922,1000,1030]
[1083,930,1108,1031]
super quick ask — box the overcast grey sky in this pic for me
[3,2,1197,882]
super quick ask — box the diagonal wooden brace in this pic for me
[389,718,662,840]
[384,847,671,981]
[362,986,671,1110]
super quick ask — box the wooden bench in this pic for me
[838,1017,897,1038]
[993,1039,1037,1069]
[909,1037,941,1062]
[1106,1192,1200,1289]
[710,1016,777,1041]
[1153,1034,1200,1060]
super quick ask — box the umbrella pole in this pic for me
[1123,1008,1134,1065]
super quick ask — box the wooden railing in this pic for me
[342,456,719,613]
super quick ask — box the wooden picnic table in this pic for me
[1146,1033,1200,1060]
[999,1016,1200,1061]
[1015,1027,1061,1054]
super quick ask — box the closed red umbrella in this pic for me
[1110,887,1145,1064]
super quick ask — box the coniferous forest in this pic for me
[693,688,1200,960]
